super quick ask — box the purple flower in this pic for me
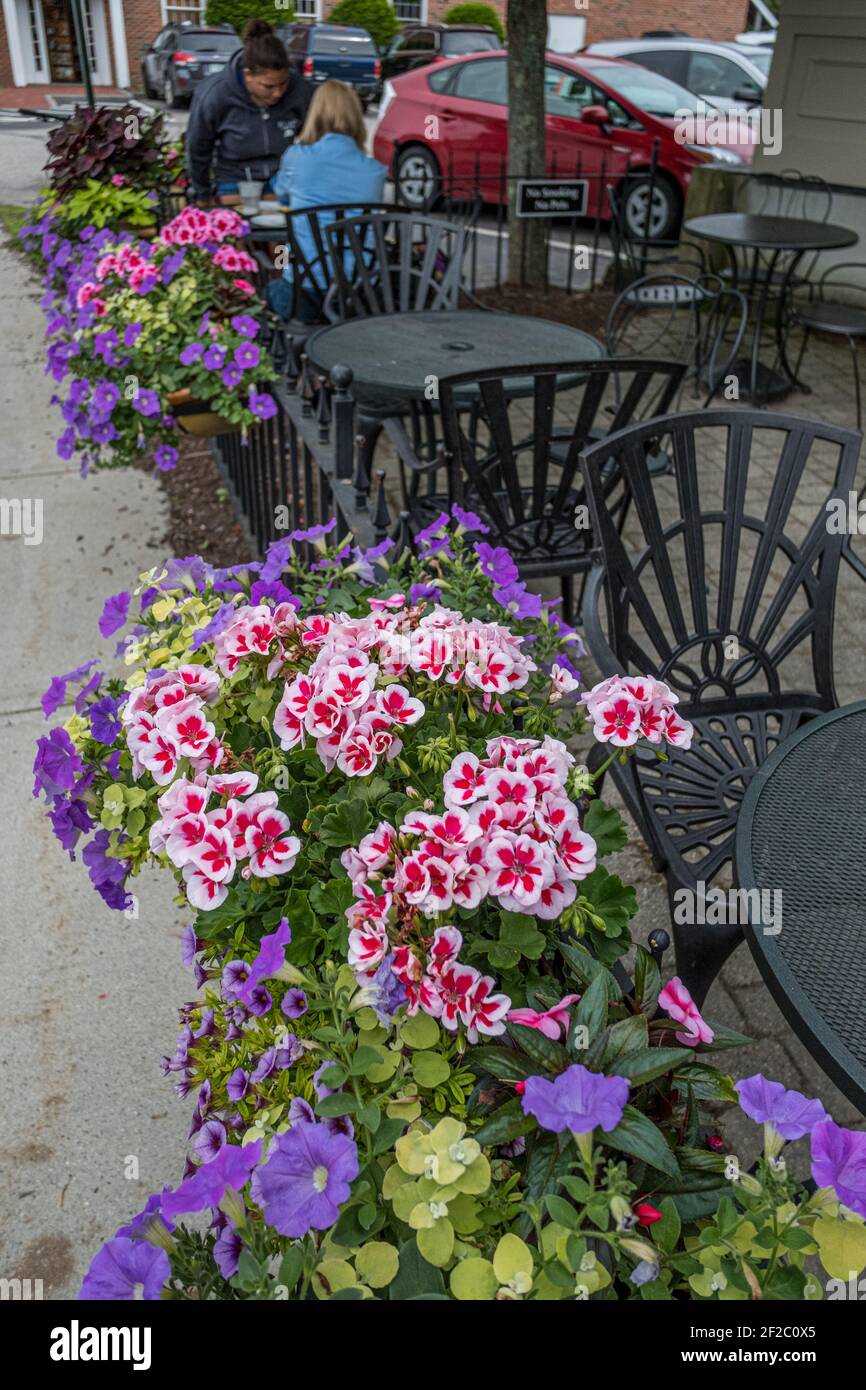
[161,1140,264,1221]
[181,925,200,967]
[288,1096,315,1125]
[494,581,542,621]
[251,1122,359,1238]
[288,518,337,546]
[89,696,122,745]
[247,984,273,1016]
[276,1035,304,1069]
[811,1120,866,1218]
[41,676,67,717]
[48,795,92,854]
[154,445,178,471]
[231,315,260,338]
[410,582,441,605]
[195,1120,227,1163]
[213,1225,243,1279]
[281,988,307,1020]
[234,342,260,370]
[33,728,83,797]
[250,577,297,607]
[476,542,519,587]
[735,1075,827,1141]
[98,591,131,638]
[249,388,277,421]
[235,918,291,1007]
[204,344,227,371]
[90,380,120,417]
[629,1258,660,1287]
[521,1064,629,1135]
[132,388,161,418]
[191,601,236,652]
[221,958,250,1001]
[451,504,489,534]
[313,1061,338,1101]
[251,1047,277,1084]
[161,249,186,283]
[361,954,408,1027]
[79,1237,170,1301]
[123,323,142,348]
[198,1079,212,1115]
[56,426,76,460]
[115,1190,174,1240]
[415,512,450,547]
[180,342,204,366]
[221,363,243,389]
[227,1068,250,1102]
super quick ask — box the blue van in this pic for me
[277,23,381,110]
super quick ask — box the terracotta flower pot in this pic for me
[166,387,242,438]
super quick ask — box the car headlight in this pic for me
[686,144,744,166]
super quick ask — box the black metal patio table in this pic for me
[735,701,866,1115]
[306,310,604,406]
[683,213,858,406]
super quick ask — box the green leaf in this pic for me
[558,940,623,1000]
[400,1012,440,1050]
[388,1240,446,1300]
[506,1021,569,1072]
[469,1045,544,1082]
[632,945,662,1016]
[487,943,521,971]
[309,877,354,917]
[316,1094,358,1119]
[412,1052,451,1089]
[653,1197,681,1255]
[318,799,373,847]
[573,973,609,1043]
[579,866,638,936]
[371,1117,407,1156]
[544,1194,580,1230]
[355,1241,400,1289]
[473,1097,536,1147]
[450,1257,498,1300]
[499,913,546,960]
[350,1046,384,1074]
[277,1246,304,1293]
[604,1105,681,1179]
[358,1101,381,1133]
[700,1025,753,1051]
[318,1065,348,1088]
[582,799,628,856]
[609,1046,686,1087]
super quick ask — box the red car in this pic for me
[373,51,755,241]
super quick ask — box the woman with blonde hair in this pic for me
[269,80,387,322]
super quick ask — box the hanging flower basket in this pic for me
[166,387,244,438]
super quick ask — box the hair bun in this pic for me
[242,19,274,39]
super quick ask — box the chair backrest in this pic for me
[817,261,866,308]
[280,202,394,322]
[325,211,467,318]
[606,272,748,407]
[753,169,833,225]
[580,408,861,714]
[436,357,686,568]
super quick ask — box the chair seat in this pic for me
[453,371,585,405]
[791,301,866,336]
[628,704,821,889]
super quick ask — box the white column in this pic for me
[108,0,130,88]
[2,0,28,86]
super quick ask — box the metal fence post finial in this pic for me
[373,469,391,544]
[330,364,355,482]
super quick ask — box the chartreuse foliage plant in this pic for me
[35,519,866,1300]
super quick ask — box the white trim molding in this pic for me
[2,0,29,86]
[108,0,129,87]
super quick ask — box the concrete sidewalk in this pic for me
[0,243,190,1299]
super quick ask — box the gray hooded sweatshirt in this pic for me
[186,52,313,198]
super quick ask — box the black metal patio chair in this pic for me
[385,357,686,623]
[607,182,708,291]
[580,407,861,1003]
[726,168,833,292]
[606,271,749,410]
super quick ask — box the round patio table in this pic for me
[735,700,866,1115]
[684,213,858,406]
[306,310,604,405]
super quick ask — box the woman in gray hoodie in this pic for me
[186,20,313,203]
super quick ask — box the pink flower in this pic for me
[464,973,511,1042]
[592,694,641,746]
[507,993,580,1041]
[111,174,126,187]
[243,809,300,878]
[443,752,486,807]
[233,279,256,296]
[658,976,714,1047]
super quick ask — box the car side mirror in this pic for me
[733,86,762,106]
[581,104,611,129]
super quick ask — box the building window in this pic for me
[393,1,426,22]
[295,0,320,16]
[161,1,206,24]
[26,0,46,74]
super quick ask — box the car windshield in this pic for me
[582,60,705,115]
[747,50,773,76]
[442,32,500,55]
[313,32,376,54]
[183,33,239,52]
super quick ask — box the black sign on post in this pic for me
[516,179,588,218]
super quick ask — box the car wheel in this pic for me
[163,73,181,110]
[621,173,680,242]
[394,144,441,211]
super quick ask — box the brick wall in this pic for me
[124,0,165,90]
[0,5,13,88]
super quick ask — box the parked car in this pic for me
[381,23,501,82]
[140,22,240,108]
[276,22,381,110]
[584,37,773,110]
[374,51,755,240]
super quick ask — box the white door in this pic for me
[14,0,49,83]
[81,0,113,86]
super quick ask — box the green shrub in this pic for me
[443,3,505,41]
[327,0,399,51]
[204,0,294,32]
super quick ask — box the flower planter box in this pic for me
[167,388,244,439]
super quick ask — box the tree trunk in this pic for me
[506,0,548,288]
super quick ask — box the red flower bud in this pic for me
[514,1081,526,1095]
[706,1134,725,1152]
[633,1202,662,1226]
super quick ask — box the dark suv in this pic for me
[381,23,500,82]
[140,22,240,108]
[277,23,381,110]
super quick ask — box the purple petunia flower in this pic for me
[204,344,227,371]
[132,388,161,418]
[181,925,200,968]
[33,728,83,798]
[221,958,250,1001]
[251,1048,277,1084]
[191,601,237,652]
[195,1120,227,1164]
[281,988,308,1020]
[123,323,142,348]
[161,1139,263,1221]
[313,1061,339,1102]
[161,249,186,284]
[235,919,292,1007]
[154,445,178,471]
[115,1190,174,1241]
[451,503,489,534]
[494,581,543,621]
[48,795,92,855]
[289,1096,316,1126]
[82,829,130,910]
[521,1064,629,1135]
[180,342,204,366]
[221,363,243,389]
[89,695,122,745]
[276,1035,304,1069]
[409,582,441,605]
[811,1119,866,1219]
[251,1122,359,1238]
[358,954,408,1027]
[213,1224,243,1279]
[79,1237,170,1301]
[41,676,68,717]
[227,1068,250,1102]
[231,315,259,338]
[98,591,130,639]
[249,387,277,421]
[247,984,273,1016]
[735,1074,827,1141]
[234,342,259,370]
[475,541,519,587]
[56,426,76,460]
[629,1259,660,1287]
